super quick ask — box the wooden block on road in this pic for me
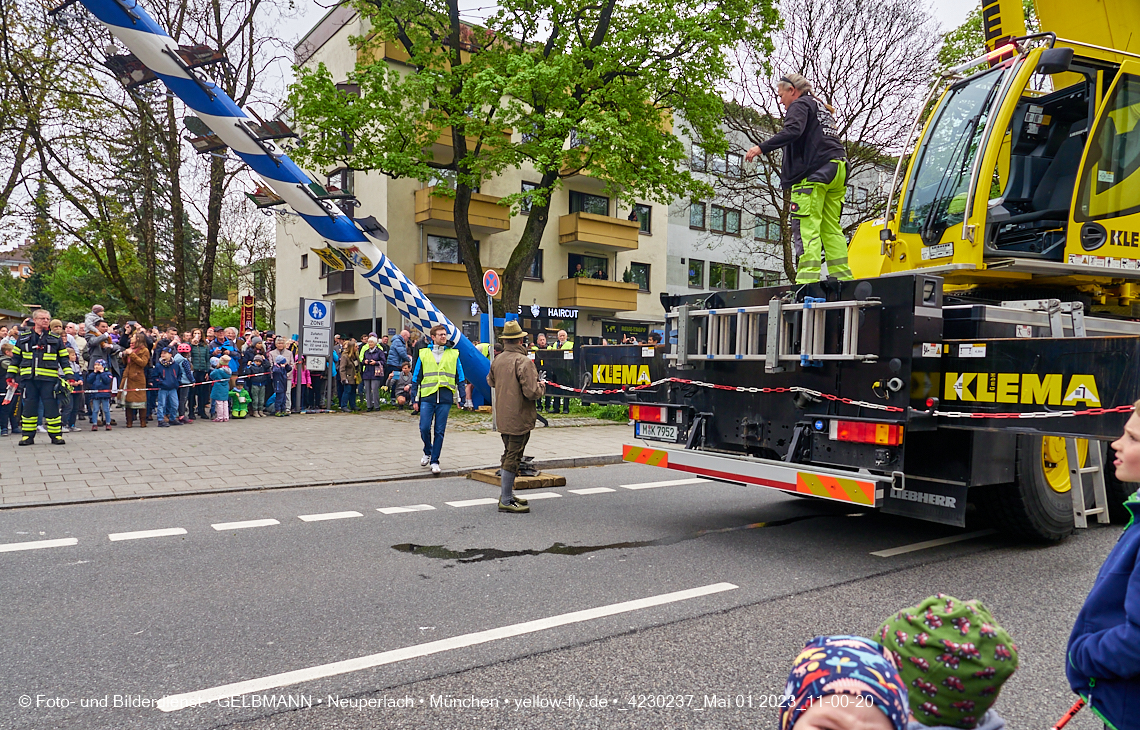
[467,469,566,489]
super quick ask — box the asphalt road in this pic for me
[0,461,1119,730]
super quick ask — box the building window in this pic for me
[690,143,706,172]
[568,253,608,279]
[525,249,543,280]
[725,208,740,235]
[631,204,651,234]
[569,191,609,216]
[568,128,588,148]
[629,262,650,292]
[753,269,783,287]
[520,181,538,214]
[709,152,726,176]
[300,253,308,269]
[726,152,743,178]
[710,262,738,290]
[755,217,781,242]
[427,235,478,265]
[319,259,352,278]
[688,258,704,288]
[710,205,740,235]
[689,201,706,229]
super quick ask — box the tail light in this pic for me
[829,420,904,446]
[630,405,665,423]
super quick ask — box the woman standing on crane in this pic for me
[745,73,850,284]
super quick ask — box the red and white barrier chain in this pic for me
[545,379,1135,420]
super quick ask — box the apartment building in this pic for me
[1,243,32,280]
[275,7,667,345]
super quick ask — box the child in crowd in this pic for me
[780,635,909,730]
[63,348,83,432]
[245,353,269,417]
[209,355,232,422]
[174,343,195,423]
[154,347,183,427]
[387,361,414,410]
[271,355,291,416]
[877,595,1018,730]
[229,378,250,419]
[0,341,17,436]
[85,359,113,431]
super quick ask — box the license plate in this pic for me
[636,422,678,441]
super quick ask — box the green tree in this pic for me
[21,180,57,311]
[937,0,1039,72]
[289,0,776,316]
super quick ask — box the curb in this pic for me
[0,454,625,511]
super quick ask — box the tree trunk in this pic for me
[165,96,187,330]
[136,104,158,325]
[199,155,225,327]
[498,171,559,317]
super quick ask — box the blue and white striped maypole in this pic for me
[76,0,491,404]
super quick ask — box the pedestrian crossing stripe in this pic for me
[623,445,668,467]
[795,473,874,505]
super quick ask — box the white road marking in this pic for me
[871,529,998,558]
[157,582,739,712]
[620,477,710,490]
[520,492,562,500]
[446,498,500,508]
[297,511,363,522]
[108,528,187,542]
[211,519,280,531]
[570,487,616,495]
[0,537,78,553]
[377,504,436,515]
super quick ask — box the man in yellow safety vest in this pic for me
[413,324,464,475]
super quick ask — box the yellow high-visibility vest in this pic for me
[417,347,460,398]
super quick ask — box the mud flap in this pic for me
[880,476,969,527]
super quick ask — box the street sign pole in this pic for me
[483,270,501,432]
[300,297,335,412]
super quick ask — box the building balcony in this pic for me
[558,212,640,252]
[356,39,412,65]
[414,186,510,235]
[413,261,503,300]
[323,270,356,297]
[557,277,638,311]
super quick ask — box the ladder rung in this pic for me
[1078,467,1100,474]
[1085,507,1106,515]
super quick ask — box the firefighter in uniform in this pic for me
[6,309,72,445]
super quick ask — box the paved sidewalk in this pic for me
[0,408,629,508]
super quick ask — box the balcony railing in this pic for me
[414,187,510,234]
[557,277,638,311]
[413,262,503,299]
[558,212,640,252]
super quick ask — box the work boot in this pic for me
[50,434,65,445]
[18,434,34,446]
[498,498,529,513]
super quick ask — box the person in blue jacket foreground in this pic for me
[1067,401,1140,730]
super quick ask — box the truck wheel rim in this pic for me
[1042,436,1088,494]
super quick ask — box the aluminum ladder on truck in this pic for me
[1000,299,1111,528]
[667,297,881,371]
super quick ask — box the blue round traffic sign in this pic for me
[308,301,328,320]
[482,269,500,297]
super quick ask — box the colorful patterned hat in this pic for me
[877,595,1019,729]
[780,635,909,730]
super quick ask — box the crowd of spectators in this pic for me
[0,307,448,434]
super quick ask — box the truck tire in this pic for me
[1103,441,1138,524]
[982,435,1094,542]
